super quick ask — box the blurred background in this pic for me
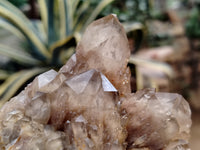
[0,0,199,149]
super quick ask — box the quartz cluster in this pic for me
[0,15,191,150]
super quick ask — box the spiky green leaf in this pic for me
[73,0,91,31]
[50,36,76,65]
[81,0,114,32]
[0,18,26,41]
[0,68,47,107]
[38,0,48,34]
[0,44,40,65]
[0,69,9,80]
[0,0,50,59]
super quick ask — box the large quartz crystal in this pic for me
[0,15,191,150]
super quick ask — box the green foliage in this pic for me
[8,0,28,8]
[0,0,113,105]
[147,34,173,47]
[185,4,200,38]
[100,0,151,23]
[98,0,148,51]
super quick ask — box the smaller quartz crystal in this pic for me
[121,89,192,150]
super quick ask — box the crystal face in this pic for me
[0,15,192,150]
[65,69,95,94]
[121,89,191,150]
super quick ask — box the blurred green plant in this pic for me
[100,0,151,23]
[8,0,28,8]
[0,0,114,106]
[185,3,200,38]
[129,55,174,91]
[147,34,173,47]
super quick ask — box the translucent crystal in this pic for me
[121,89,192,150]
[38,69,57,89]
[100,73,118,92]
[60,15,131,94]
[75,115,88,124]
[0,15,191,150]
[25,93,50,124]
[65,69,95,94]
[50,70,126,149]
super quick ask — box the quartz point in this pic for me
[0,15,191,150]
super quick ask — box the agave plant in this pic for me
[0,0,114,106]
